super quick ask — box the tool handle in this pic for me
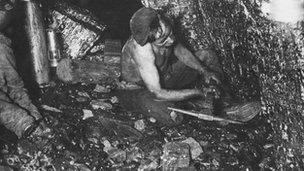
[168,107,214,121]
[168,107,243,124]
[168,107,199,117]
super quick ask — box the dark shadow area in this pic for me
[11,2,41,100]
[78,0,143,42]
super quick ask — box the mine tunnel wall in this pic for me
[142,0,304,169]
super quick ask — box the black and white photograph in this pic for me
[0,0,303,170]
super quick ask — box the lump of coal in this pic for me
[162,142,190,170]
[138,159,158,171]
[182,137,203,159]
[83,109,94,120]
[93,84,111,93]
[107,148,127,163]
[134,119,146,132]
[90,99,113,110]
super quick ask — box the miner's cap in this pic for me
[130,7,158,46]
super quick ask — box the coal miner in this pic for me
[119,7,261,125]
[0,0,45,138]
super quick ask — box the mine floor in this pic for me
[0,82,274,170]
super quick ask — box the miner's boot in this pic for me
[22,119,46,138]
[0,101,35,139]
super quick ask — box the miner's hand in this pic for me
[27,108,51,137]
[202,86,220,99]
[204,71,221,85]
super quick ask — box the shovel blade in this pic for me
[224,101,261,122]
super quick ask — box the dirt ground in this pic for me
[0,82,274,170]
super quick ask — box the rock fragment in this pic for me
[170,111,178,122]
[93,84,111,93]
[82,109,94,120]
[107,148,127,163]
[102,140,126,163]
[90,100,113,110]
[116,81,142,90]
[102,140,112,153]
[75,91,91,102]
[182,137,203,159]
[77,91,90,98]
[126,147,143,163]
[162,142,190,170]
[134,119,146,132]
[138,160,158,171]
[149,117,157,123]
[110,96,119,104]
[41,105,63,113]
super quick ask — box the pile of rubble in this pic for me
[0,82,273,170]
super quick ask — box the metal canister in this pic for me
[46,28,61,67]
[21,0,50,85]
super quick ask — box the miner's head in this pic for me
[0,0,16,31]
[130,7,175,47]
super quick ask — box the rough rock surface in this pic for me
[0,0,303,170]
[51,1,106,59]
[142,0,304,169]
[0,82,272,170]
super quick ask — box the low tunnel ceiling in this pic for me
[71,0,143,40]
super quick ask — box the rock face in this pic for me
[142,0,304,170]
[51,1,106,59]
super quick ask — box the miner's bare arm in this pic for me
[174,43,220,84]
[133,43,203,101]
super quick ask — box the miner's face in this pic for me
[153,15,175,47]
